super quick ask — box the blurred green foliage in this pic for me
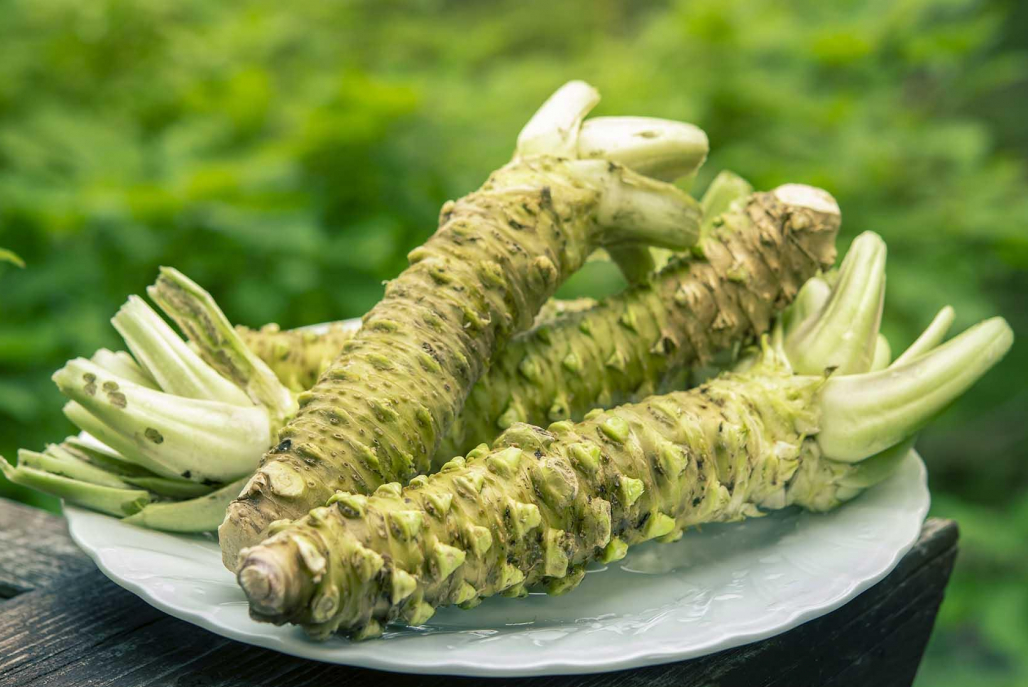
[0,0,1025,683]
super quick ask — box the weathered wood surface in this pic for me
[0,500,92,599]
[0,498,956,686]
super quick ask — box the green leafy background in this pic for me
[0,1,1025,683]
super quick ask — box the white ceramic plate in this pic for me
[64,451,928,677]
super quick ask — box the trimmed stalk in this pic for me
[1,458,149,517]
[61,434,155,477]
[219,82,706,567]
[124,477,249,533]
[871,335,892,371]
[699,171,754,226]
[91,349,158,389]
[606,243,657,285]
[112,296,250,405]
[55,359,272,483]
[818,316,1013,461]
[890,306,955,367]
[784,231,886,375]
[234,237,1012,639]
[515,81,599,159]
[148,267,296,429]
[18,448,131,489]
[782,276,832,334]
[122,476,216,499]
[577,116,709,183]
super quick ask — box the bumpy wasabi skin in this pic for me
[235,361,829,638]
[219,93,704,567]
[438,185,840,461]
[236,323,358,392]
[236,301,596,394]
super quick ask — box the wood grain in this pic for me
[0,495,958,687]
[0,500,91,599]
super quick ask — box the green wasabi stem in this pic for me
[18,447,132,489]
[123,477,249,533]
[890,306,955,367]
[54,281,288,485]
[439,183,840,462]
[1,457,149,517]
[784,231,886,375]
[870,335,892,371]
[219,81,706,569]
[577,117,709,183]
[148,267,297,429]
[122,476,216,499]
[781,275,832,334]
[91,349,158,389]
[699,171,755,229]
[817,316,1013,462]
[55,360,272,483]
[112,296,251,406]
[60,435,155,477]
[234,238,1012,639]
[606,243,657,285]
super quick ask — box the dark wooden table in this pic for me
[0,498,956,687]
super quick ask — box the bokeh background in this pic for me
[1,0,1025,683]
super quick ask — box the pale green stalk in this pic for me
[123,477,249,533]
[147,267,296,429]
[784,231,886,375]
[17,448,132,489]
[55,359,272,483]
[818,316,1012,461]
[0,458,149,517]
[890,306,956,367]
[113,296,250,405]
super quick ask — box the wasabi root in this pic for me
[234,233,1012,639]
[439,182,840,460]
[219,81,708,567]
